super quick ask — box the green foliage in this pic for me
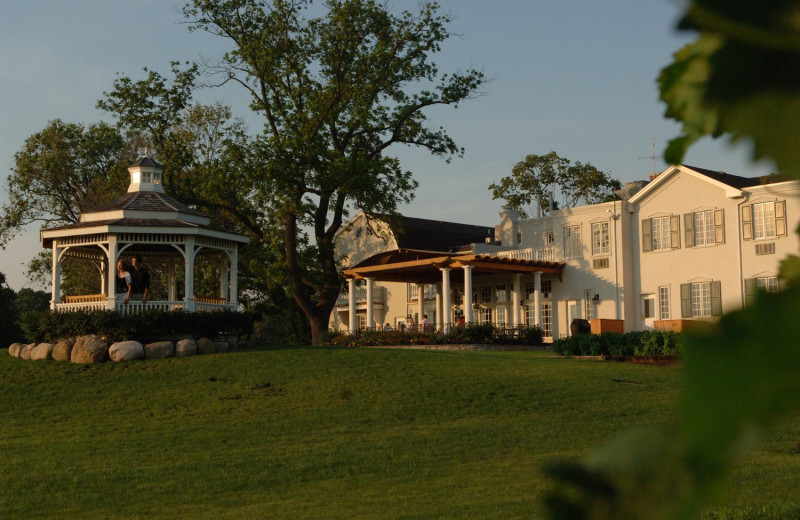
[489,151,621,218]
[552,330,680,358]
[20,309,258,344]
[322,324,543,348]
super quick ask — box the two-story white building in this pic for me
[333,165,799,340]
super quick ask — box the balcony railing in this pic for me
[336,286,387,306]
[495,247,555,262]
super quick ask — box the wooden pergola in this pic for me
[342,248,565,332]
[40,156,248,313]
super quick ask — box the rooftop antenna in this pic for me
[638,134,661,176]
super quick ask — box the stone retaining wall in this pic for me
[7,335,249,363]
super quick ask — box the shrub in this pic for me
[552,330,681,357]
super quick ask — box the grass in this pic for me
[1,346,797,519]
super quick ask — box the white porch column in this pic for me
[365,277,375,331]
[50,240,62,311]
[435,284,442,330]
[463,265,474,325]
[512,273,522,327]
[441,267,451,334]
[348,278,357,332]
[416,282,425,327]
[229,246,239,306]
[185,236,196,311]
[105,235,118,310]
[534,271,542,328]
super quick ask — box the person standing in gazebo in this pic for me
[116,259,133,305]
[131,255,150,304]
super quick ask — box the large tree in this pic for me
[489,151,621,218]
[177,0,486,344]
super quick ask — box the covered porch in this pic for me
[342,249,565,334]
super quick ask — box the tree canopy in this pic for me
[489,151,621,218]
[177,0,486,344]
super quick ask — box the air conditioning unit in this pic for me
[593,257,610,269]
[755,242,775,255]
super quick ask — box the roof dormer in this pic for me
[127,155,164,193]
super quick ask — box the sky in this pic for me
[0,0,776,291]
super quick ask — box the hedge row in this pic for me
[552,330,682,357]
[322,324,544,348]
[20,309,258,344]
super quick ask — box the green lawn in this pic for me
[1,347,797,519]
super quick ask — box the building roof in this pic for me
[682,165,766,189]
[386,215,495,252]
[129,156,163,169]
[84,191,206,217]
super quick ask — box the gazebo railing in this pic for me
[55,296,234,313]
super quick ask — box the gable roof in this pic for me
[384,215,495,252]
[628,164,775,204]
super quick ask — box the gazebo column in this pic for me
[105,235,118,311]
[416,283,425,328]
[219,255,230,302]
[534,271,542,328]
[463,265,474,325]
[98,261,106,294]
[365,277,375,331]
[50,239,62,311]
[229,246,239,307]
[167,255,176,303]
[184,236,196,312]
[441,268,451,334]
[512,273,522,328]
[348,278,357,333]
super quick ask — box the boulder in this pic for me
[8,343,24,358]
[144,341,174,359]
[197,337,216,355]
[19,343,36,360]
[214,341,229,353]
[109,341,145,362]
[52,338,75,361]
[175,339,197,357]
[71,335,108,364]
[29,343,54,361]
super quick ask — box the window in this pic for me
[357,314,366,331]
[591,222,609,256]
[541,302,552,337]
[745,276,780,305]
[642,215,680,252]
[545,231,555,246]
[684,209,724,247]
[142,171,152,183]
[525,282,535,300]
[495,285,507,304]
[680,281,722,317]
[480,286,492,304]
[659,286,670,320]
[495,306,506,325]
[564,225,582,258]
[453,287,463,306]
[524,304,535,326]
[478,307,492,324]
[585,289,595,320]
[541,280,552,298]
[743,201,787,240]
[517,231,522,244]
[642,295,656,319]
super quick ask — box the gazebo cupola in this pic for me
[127,155,164,193]
[40,153,249,313]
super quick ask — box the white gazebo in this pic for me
[40,156,249,313]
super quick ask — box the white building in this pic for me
[333,165,799,340]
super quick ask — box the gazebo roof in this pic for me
[84,191,206,217]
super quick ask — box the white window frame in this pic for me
[691,282,712,317]
[591,222,609,256]
[658,286,670,320]
[584,289,595,320]
[651,216,671,251]
[564,225,582,258]
[694,210,715,246]
[541,302,552,337]
[753,202,777,240]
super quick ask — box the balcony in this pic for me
[495,247,555,262]
[336,286,387,307]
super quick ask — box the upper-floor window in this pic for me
[742,200,787,241]
[744,276,780,305]
[642,215,680,252]
[564,225,582,258]
[591,222,609,256]
[685,209,724,247]
[545,231,555,246]
[495,285,507,304]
